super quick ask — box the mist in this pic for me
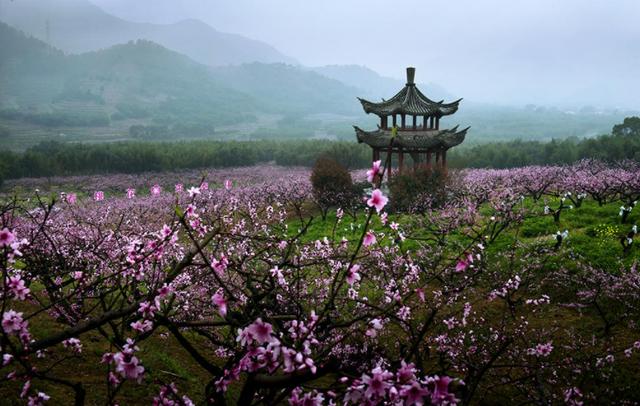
[88,0,640,109]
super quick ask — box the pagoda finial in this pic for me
[406,67,416,86]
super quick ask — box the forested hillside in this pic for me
[0,22,365,146]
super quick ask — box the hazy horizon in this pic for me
[85,0,640,109]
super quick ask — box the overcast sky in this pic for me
[90,0,640,108]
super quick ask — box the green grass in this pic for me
[288,197,640,271]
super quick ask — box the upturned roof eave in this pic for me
[357,86,462,117]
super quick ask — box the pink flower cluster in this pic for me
[343,363,460,405]
[102,339,145,383]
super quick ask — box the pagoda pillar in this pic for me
[412,115,417,130]
[398,149,404,173]
[380,115,386,129]
[392,114,397,128]
[442,150,448,173]
[401,114,406,129]
[435,151,441,167]
[423,115,428,130]
[435,117,440,130]
[387,151,393,180]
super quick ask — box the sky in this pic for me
[90,0,640,108]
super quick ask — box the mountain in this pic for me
[210,63,361,115]
[0,22,362,135]
[311,65,454,102]
[0,22,259,130]
[0,0,296,66]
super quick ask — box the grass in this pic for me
[288,197,640,271]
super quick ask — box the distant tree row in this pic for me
[448,129,640,169]
[0,140,372,183]
[0,117,638,186]
[0,109,110,127]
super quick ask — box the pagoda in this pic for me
[354,67,469,178]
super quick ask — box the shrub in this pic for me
[310,156,353,218]
[389,167,448,212]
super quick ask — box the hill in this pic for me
[0,22,371,147]
[0,0,296,66]
[0,22,258,130]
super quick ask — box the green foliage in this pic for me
[310,156,354,211]
[612,116,640,137]
[388,167,448,212]
[448,118,640,168]
[0,140,371,180]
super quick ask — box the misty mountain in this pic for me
[0,0,296,66]
[210,64,361,115]
[0,22,260,128]
[0,22,363,133]
[311,65,454,102]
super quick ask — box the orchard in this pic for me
[1,160,639,405]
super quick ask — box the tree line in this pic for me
[0,117,638,186]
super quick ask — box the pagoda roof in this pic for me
[354,126,470,150]
[358,67,462,117]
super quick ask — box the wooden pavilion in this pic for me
[354,67,469,179]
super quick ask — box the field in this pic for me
[1,162,640,405]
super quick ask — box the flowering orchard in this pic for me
[1,160,640,405]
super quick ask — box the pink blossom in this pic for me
[366,160,382,183]
[114,353,145,382]
[400,381,429,405]
[212,255,229,276]
[175,183,184,193]
[200,181,209,191]
[288,387,324,405]
[7,275,30,300]
[126,188,136,199]
[247,318,275,344]
[224,179,232,190]
[187,186,201,197]
[157,284,173,297]
[366,318,384,337]
[27,392,50,406]
[363,231,377,247]
[346,264,361,285]
[534,342,554,357]
[130,320,154,333]
[2,310,26,334]
[138,301,157,319]
[367,189,389,213]
[150,184,162,196]
[62,337,83,353]
[108,372,120,386]
[270,266,286,286]
[66,193,77,204]
[212,290,228,317]
[93,191,104,201]
[3,354,14,366]
[362,366,393,398]
[430,375,455,405]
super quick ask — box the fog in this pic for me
[88,0,640,109]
